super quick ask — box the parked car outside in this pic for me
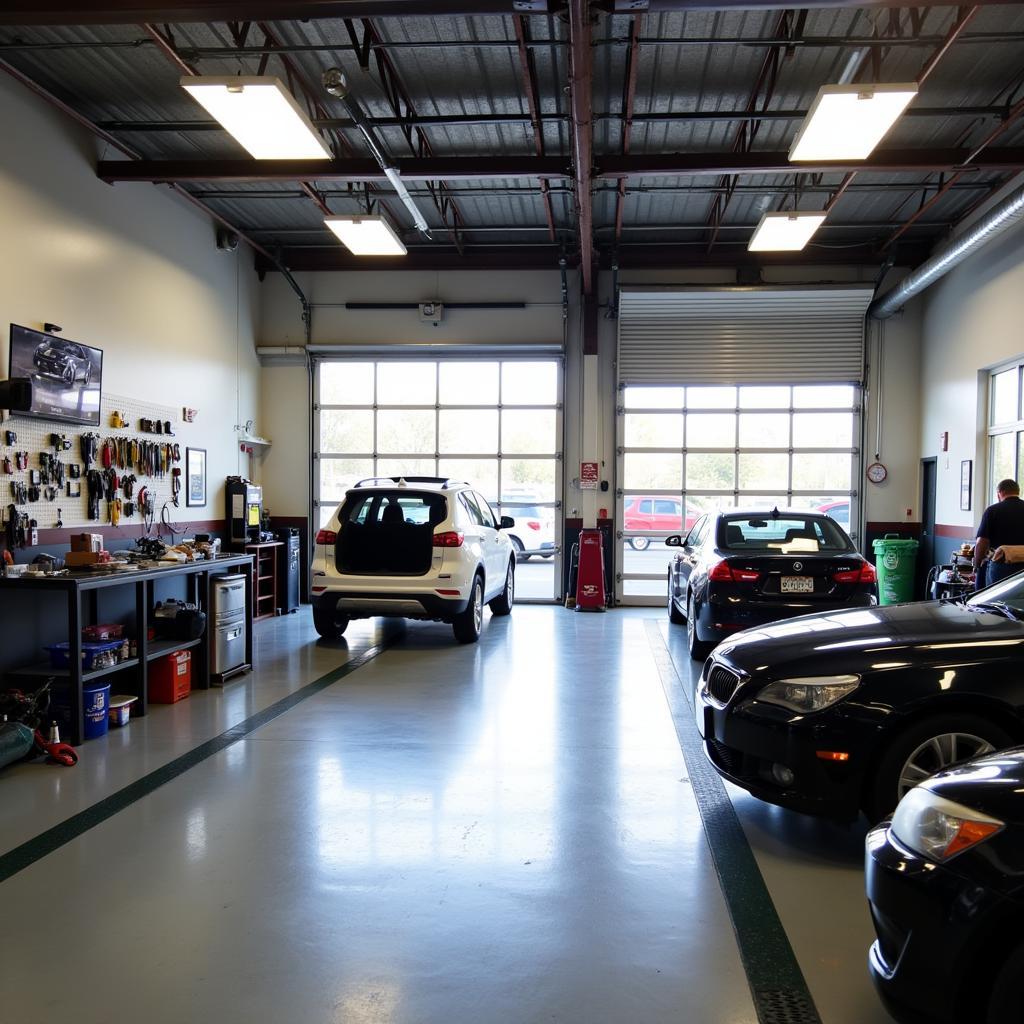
[32,337,93,386]
[694,570,1024,822]
[500,501,556,561]
[667,507,877,659]
[816,499,850,532]
[311,476,516,644]
[624,495,700,550]
[866,746,1024,1024]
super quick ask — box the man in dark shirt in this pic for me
[974,479,1024,588]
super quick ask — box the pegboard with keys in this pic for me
[2,391,187,543]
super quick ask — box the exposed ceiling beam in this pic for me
[568,0,594,294]
[597,0,1017,10]
[91,105,1004,134]
[596,149,1024,177]
[98,156,569,183]
[5,32,1024,54]
[257,242,927,274]
[614,14,642,243]
[0,2,565,25]
[97,149,1024,185]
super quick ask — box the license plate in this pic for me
[781,575,814,593]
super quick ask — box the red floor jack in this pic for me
[575,528,607,612]
[34,724,78,766]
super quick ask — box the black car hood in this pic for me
[923,746,1024,825]
[713,599,1024,676]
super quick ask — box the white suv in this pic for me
[311,477,516,644]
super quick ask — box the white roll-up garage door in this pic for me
[618,286,873,384]
[615,286,871,604]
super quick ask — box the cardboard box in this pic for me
[70,533,104,553]
[65,549,111,566]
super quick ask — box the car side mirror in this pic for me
[665,535,683,547]
[500,516,515,529]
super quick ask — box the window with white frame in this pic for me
[987,361,1024,503]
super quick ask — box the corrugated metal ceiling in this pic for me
[2,4,1024,270]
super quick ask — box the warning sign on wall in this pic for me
[580,462,599,490]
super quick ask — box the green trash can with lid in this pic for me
[872,534,919,605]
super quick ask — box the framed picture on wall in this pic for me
[960,459,972,511]
[186,447,207,507]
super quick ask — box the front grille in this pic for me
[706,665,740,705]
[707,737,744,776]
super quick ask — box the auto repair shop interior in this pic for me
[2,3,1024,1023]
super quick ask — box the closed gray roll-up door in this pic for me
[618,287,872,385]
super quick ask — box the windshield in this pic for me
[718,514,853,553]
[966,571,1024,613]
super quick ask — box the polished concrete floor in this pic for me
[0,606,894,1023]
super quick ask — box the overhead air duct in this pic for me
[869,182,1024,319]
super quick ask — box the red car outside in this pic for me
[624,496,700,550]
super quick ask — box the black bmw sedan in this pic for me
[695,571,1024,822]
[667,508,878,659]
[866,747,1024,1024]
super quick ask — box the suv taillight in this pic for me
[528,520,541,531]
[433,531,464,548]
[315,529,337,544]
[859,561,877,584]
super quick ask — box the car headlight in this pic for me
[756,674,860,713]
[891,787,1003,862]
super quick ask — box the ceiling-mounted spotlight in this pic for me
[181,76,332,160]
[748,212,826,252]
[789,83,918,162]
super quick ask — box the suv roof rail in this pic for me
[353,475,471,490]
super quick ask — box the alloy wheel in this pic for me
[897,732,996,798]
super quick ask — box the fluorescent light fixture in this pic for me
[325,216,408,256]
[180,76,332,160]
[748,212,827,252]
[789,83,918,161]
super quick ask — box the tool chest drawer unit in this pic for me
[0,553,254,744]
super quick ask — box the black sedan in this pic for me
[866,747,1024,1023]
[695,571,1024,822]
[666,508,878,659]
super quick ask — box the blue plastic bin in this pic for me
[51,682,111,740]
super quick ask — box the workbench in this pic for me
[0,553,254,744]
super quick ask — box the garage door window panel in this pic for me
[686,414,736,448]
[739,413,789,447]
[503,362,557,405]
[793,412,854,448]
[688,386,736,409]
[793,385,855,408]
[377,362,437,405]
[687,453,735,491]
[624,386,685,409]
[377,410,436,455]
[503,410,556,453]
[625,413,684,448]
[376,458,437,480]
[440,410,499,454]
[439,459,499,501]
[321,409,374,454]
[626,453,682,491]
[502,459,556,502]
[320,361,374,404]
[739,453,790,490]
[740,386,790,408]
[792,454,852,491]
[440,362,499,405]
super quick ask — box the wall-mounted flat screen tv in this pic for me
[9,324,103,427]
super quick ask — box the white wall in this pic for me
[259,262,924,538]
[919,210,1024,530]
[0,73,261,528]
[258,269,566,517]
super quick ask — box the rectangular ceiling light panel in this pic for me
[325,216,408,256]
[748,212,827,252]
[789,83,918,161]
[181,76,332,160]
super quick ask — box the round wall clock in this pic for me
[866,462,888,484]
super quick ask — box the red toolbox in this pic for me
[149,649,192,703]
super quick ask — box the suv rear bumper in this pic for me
[316,589,470,622]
